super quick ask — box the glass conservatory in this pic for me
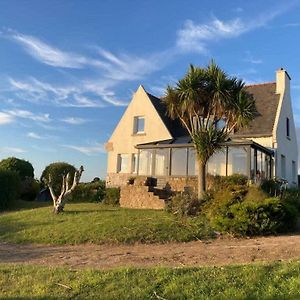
[136,137,273,181]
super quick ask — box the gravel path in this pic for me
[1,235,300,269]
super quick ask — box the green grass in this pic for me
[0,202,214,244]
[0,261,300,299]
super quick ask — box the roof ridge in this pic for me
[245,81,276,87]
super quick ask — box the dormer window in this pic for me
[133,116,145,134]
[286,117,290,138]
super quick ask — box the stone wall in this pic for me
[106,173,132,187]
[165,177,197,192]
[120,185,165,209]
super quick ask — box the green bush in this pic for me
[212,197,298,236]
[166,192,201,216]
[282,188,300,213]
[0,170,20,210]
[41,162,76,196]
[20,178,41,201]
[103,188,120,206]
[71,181,106,203]
[260,179,282,197]
[207,174,248,191]
[0,157,34,179]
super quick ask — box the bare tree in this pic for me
[47,165,84,214]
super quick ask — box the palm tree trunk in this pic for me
[197,160,206,199]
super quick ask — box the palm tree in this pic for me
[163,61,256,199]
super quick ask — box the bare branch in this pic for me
[48,174,57,204]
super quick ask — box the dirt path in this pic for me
[1,235,300,270]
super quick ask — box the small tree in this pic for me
[41,162,84,213]
[164,62,256,199]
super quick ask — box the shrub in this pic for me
[207,174,248,191]
[260,179,282,197]
[0,170,20,210]
[103,188,120,206]
[0,157,34,179]
[282,188,300,213]
[41,162,76,196]
[166,192,201,216]
[20,178,41,201]
[211,197,298,236]
[71,181,106,203]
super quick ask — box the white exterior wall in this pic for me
[106,85,172,175]
[273,70,298,185]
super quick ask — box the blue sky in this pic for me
[1,0,300,181]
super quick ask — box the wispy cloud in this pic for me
[244,51,263,64]
[0,112,14,125]
[176,3,298,53]
[8,31,107,69]
[4,109,51,123]
[8,76,127,107]
[27,132,43,139]
[62,143,104,156]
[61,117,87,125]
[0,147,26,153]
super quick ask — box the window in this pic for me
[227,147,247,176]
[155,148,169,176]
[292,161,296,182]
[138,150,152,175]
[131,154,138,173]
[188,148,196,176]
[117,154,129,173]
[133,116,145,134]
[286,117,290,137]
[171,148,187,176]
[207,150,227,176]
[281,155,286,179]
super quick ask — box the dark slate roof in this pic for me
[146,82,280,139]
[147,92,188,138]
[234,82,280,137]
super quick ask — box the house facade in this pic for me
[105,69,298,205]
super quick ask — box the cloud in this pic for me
[0,112,14,125]
[0,147,26,153]
[9,31,107,69]
[27,132,43,139]
[63,143,104,156]
[8,76,127,107]
[4,109,51,123]
[176,18,245,52]
[176,3,298,53]
[61,117,87,125]
[244,51,263,64]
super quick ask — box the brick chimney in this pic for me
[276,68,291,94]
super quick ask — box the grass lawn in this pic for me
[0,261,300,299]
[0,202,214,244]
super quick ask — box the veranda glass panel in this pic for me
[138,150,152,175]
[155,148,169,176]
[171,148,187,176]
[227,147,247,176]
[250,148,256,180]
[207,150,226,176]
[188,148,196,176]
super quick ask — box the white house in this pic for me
[106,68,298,194]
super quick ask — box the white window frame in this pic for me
[131,153,138,174]
[117,154,129,173]
[133,116,145,134]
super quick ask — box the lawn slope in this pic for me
[0,203,214,244]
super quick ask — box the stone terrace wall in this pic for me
[106,173,131,187]
[120,186,165,210]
